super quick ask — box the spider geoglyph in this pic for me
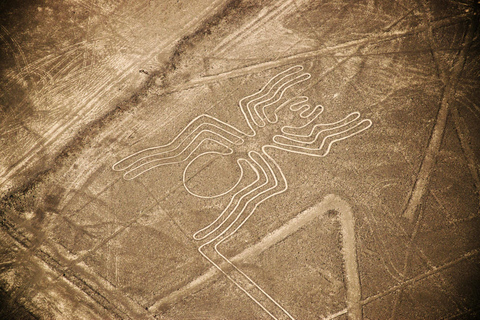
[113,65,372,319]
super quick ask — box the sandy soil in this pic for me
[1,0,479,319]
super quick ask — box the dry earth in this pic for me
[1,0,480,319]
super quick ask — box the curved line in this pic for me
[272,119,373,157]
[212,150,293,319]
[251,73,311,127]
[117,128,235,175]
[301,105,324,119]
[240,66,303,131]
[123,138,233,180]
[193,153,268,241]
[290,103,310,112]
[281,111,361,137]
[239,65,305,128]
[192,159,260,240]
[183,155,245,199]
[112,114,246,172]
[196,151,273,243]
[113,124,241,172]
[268,96,310,123]
[277,112,362,145]
[364,179,410,281]
[197,150,293,319]
[239,65,303,107]
[249,72,311,126]
[212,149,288,245]
[112,64,374,320]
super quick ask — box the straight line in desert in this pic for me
[402,7,477,222]
[149,194,361,315]
[323,248,480,320]
[0,0,230,193]
[212,0,295,56]
[168,12,468,94]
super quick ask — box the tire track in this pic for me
[0,0,232,195]
[148,194,359,315]
[322,248,480,320]
[164,12,469,95]
[212,0,295,56]
[402,2,477,222]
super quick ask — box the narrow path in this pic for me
[402,2,478,221]
[0,0,231,195]
[149,194,362,320]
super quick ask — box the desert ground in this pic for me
[1,0,479,319]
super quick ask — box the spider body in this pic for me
[112,65,372,320]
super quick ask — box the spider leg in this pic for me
[252,72,311,127]
[271,112,372,157]
[112,115,245,180]
[280,111,361,138]
[194,150,287,241]
[197,150,294,320]
[266,95,310,124]
[239,65,310,131]
[193,157,262,239]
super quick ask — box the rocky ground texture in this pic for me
[1,0,479,319]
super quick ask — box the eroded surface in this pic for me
[1,0,479,319]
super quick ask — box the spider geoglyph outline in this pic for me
[112,65,372,319]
